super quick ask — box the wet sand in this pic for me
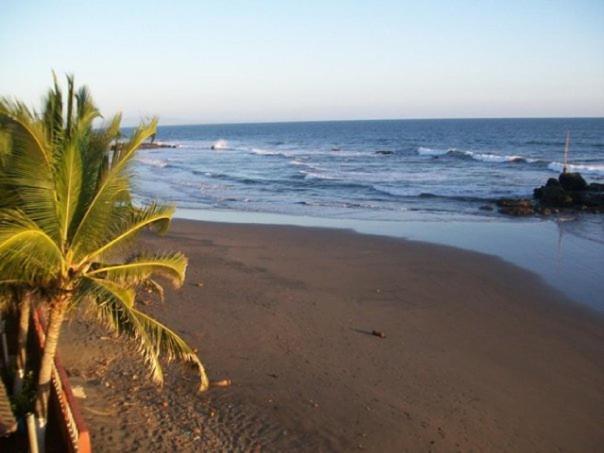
[59,219,604,452]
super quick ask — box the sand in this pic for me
[58,219,604,452]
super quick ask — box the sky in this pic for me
[1,0,603,125]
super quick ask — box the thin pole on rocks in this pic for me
[563,131,570,173]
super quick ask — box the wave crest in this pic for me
[548,162,604,175]
[251,148,288,157]
[137,157,168,168]
[417,147,536,164]
[417,146,450,156]
[211,139,229,150]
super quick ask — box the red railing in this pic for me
[32,309,91,453]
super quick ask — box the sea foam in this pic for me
[417,147,535,164]
[211,139,229,150]
[137,157,168,168]
[548,162,604,175]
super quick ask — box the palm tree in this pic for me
[0,77,209,447]
[13,288,33,394]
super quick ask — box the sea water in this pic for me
[129,118,604,311]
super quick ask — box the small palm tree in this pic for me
[0,77,209,446]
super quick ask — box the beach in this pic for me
[58,219,604,452]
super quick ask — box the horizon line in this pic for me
[119,115,604,128]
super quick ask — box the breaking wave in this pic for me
[417,146,450,156]
[417,147,536,164]
[137,157,168,168]
[250,148,289,157]
[211,139,229,150]
[417,146,604,177]
[547,162,604,175]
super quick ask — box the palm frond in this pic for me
[70,118,157,252]
[0,98,53,166]
[75,202,175,262]
[65,74,75,139]
[42,72,64,146]
[0,98,60,240]
[85,276,135,307]
[54,139,82,246]
[75,85,96,122]
[80,277,208,390]
[86,251,187,287]
[0,210,64,283]
[68,113,121,238]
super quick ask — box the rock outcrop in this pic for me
[533,172,603,212]
[558,172,587,191]
[497,172,604,216]
[496,198,535,216]
[138,142,178,150]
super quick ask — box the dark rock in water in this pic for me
[540,185,573,207]
[559,172,587,191]
[138,142,177,150]
[546,178,560,187]
[534,172,604,208]
[535,206,552,216]
[588,182,604,191]
[529,171,604,214]
[496,198,534,216]
[479,205,493,211]
[375,150,394,155]
[496,198,532,208]
[499,206,535,216]
[535,178,562,199]
[113,141,177,151]
[573,190,604,208]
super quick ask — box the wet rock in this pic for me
[540,185,573,207]
[479,205,493,211]
[498,206,535,216]
[559,172,587,191]
[535,206,552,216]
[574,190,604,208]
[496,199,534,216]
[375,150,393,155]
[531,172,604,213]
[588,182,604,191]
[535,178,560,198]
[496,198,530,208]
[546,178,560,187]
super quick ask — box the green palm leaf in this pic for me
[81,276,208,390]
[70,118,158,251]
[75,202,175,262]
[87,251,187,287]
[0,210,64,282]
[54,139,83,246]
[0,98,60,241]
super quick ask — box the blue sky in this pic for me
[1,0,603,125]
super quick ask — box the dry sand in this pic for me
[58,219,604,452]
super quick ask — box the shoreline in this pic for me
[59,219,604,451]
[175,208,604,312]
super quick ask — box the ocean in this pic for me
[131,118,604,312]
[133,118,604,219]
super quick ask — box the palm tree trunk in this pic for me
[13,291,32,395]
[35,296,68,452]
